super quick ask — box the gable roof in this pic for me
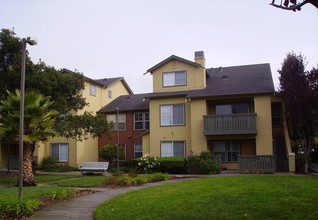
[94,77,134,94]
[144,63,275,99]
[62,68,133,94]
[98,63,275,113]
[146,55,202,74]
[98,93,150,113]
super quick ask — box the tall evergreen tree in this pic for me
[279,52,318,173]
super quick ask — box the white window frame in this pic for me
[107,113,126,131]
[108,90,112,99]
[51,143,69,162]
[134,144,143,158]
[163,71,186,87]
[90,84,96,96]
[160,104,185,126]
[134,112,149,130]
[160,141,185,157]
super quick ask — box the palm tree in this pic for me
[0,90,57,186]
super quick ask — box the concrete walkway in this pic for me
[29,179,192,220]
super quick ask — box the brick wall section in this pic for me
[98,111,146,161]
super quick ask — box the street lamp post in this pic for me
[116,108,120,172]
[19,37,37,200]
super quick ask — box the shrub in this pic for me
[145,173,170,182]
[137,154,160,173]
[296,153,305,173]
[187,152,221,174]
[0,197,39,219]
[131,176,148,185]
[98,144,125,164]
[105,173,169,187]
[188,156,209,174]
[50,188,75,201]
[38,157,57,170]
[38,157,78,172]
[156,157,187,174]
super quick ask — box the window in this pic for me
[215,103,249,115]
[161,141,185,157]
[160,104,185,126]
[163,71,186,87]
[119,144,126,160]
[90,84,96,96]
[107,113,126,130]
[51,143,69,162]
[134,144,143,158]
[134,112,149,130]
[108,90,112,99]
[213,141,240,162]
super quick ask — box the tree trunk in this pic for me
[22,142,36,186]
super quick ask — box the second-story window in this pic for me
[107,113,126,131]
[163,71,186,87]
[134,112,149,130]
[108,90,112,99]
[90,84,96,96]
[160,104,185,126]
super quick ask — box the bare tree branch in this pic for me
[270,0,318,11]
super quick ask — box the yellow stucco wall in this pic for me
[36,137,78,165]
[152,60,205,93]
[149,97,191,157]
[75,137,98,165]
[34,78,132,166]
[254,95,273,155]
[142,133,150,156]
[188,99,208,155]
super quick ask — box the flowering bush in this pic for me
[137,154,160,173]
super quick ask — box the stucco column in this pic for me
[254,96,273,155]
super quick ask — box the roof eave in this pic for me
[145,55,202,74]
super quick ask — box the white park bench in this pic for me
[78,162,109,176]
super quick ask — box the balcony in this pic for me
[238,155,275,173]
[204,113,257,135]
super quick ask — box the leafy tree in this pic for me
[99,144,125,166]
[54,112,112,141]
[0,90,58,186]
[0,28,111,139]
[0,28,112,172]
[279,52,318,173]
[270,0,318,11]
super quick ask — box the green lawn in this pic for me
[0,174,76,185]
[94,175,318,220]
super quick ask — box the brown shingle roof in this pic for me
[98,93,150,113]
[99,63,275,113]
[189,63,275,98]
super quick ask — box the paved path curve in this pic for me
[29,179,192,220]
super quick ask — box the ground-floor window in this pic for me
[161,141,185,157]
[134,144,143,158]
[213,141,240,162]
[51,143,69,162]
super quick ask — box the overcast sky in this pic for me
[1,0,317,94]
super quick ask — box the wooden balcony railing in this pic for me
[238,155,275,173]
[204,113,257,135]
